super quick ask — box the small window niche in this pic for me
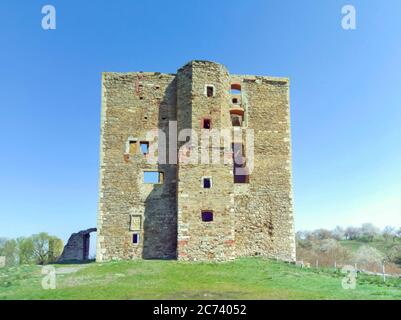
[232,98,238,104]
[129,140,137,155]
[205,84,215,97]
[144,171,164,184]
[202,118,211,129]
[230,83,241,95]
[202,177,212,189]
[201,211,214,222]
[140,142,149,155]
[132,233,140,245]
[230,109,244,127]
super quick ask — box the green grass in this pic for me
[339,238,401,256]
[0,258,400,300]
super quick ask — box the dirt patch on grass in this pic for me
[164,290,246,300]
[56,265,89,275]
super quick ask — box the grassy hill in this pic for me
[1,258,400,300]
[339,239,400,257]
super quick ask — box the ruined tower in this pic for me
[97,61,295,262]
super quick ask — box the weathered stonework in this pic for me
[97,61,295,262]
[59,228,97,262]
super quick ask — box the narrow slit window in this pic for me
[203,118,211,129]
[206,86,214,97]
[140,142,149,155]
[203,178,211,189]
[132,233,140,244]
[144,171,164,184]
[201,211,214,222]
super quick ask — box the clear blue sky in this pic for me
[1,0,401,245]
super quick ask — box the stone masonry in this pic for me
[59,228,97,262]
[97,60,295,262]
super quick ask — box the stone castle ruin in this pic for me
[59,228,97,262]
[96,60,295,262]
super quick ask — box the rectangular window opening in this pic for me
[206,86,214,97]
[203,118,211,129]
[203,178,211,189]
[144,171,164,184]
[129,141,137,155]
[233,169,250,184]
[132,233,140,244]
[231,114,243,127]
[140,142,149,155]
[201,211,214,222]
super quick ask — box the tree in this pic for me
[298,238,352,266]
[48,236,63,263]
[0,237,7,247]
[354,245,383,268]
[296,230,315,250]
[296,230,309,241]
[386,245,401,264]
[31,233,50,265]
[344,226,359,240]
[0,233,63,266]
[382,226,396,242]
[360,223,379,242]
[30,233,63,265]
[332,226,345,241]
[311,229,333,240]
[395,228,401,241]
[0,239,18,267]
[16,237,35,265]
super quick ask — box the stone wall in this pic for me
[97,61,295,262]
[59,228,96,262]
[233,76,295,261]
[97,72,177,261]
[176,62,236,261]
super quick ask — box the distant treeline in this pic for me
[297,223,401,243]
[0,233,63,267]
[296,223,401,274]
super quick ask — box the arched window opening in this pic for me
[230,83,241,94]
[230,109,244,127]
